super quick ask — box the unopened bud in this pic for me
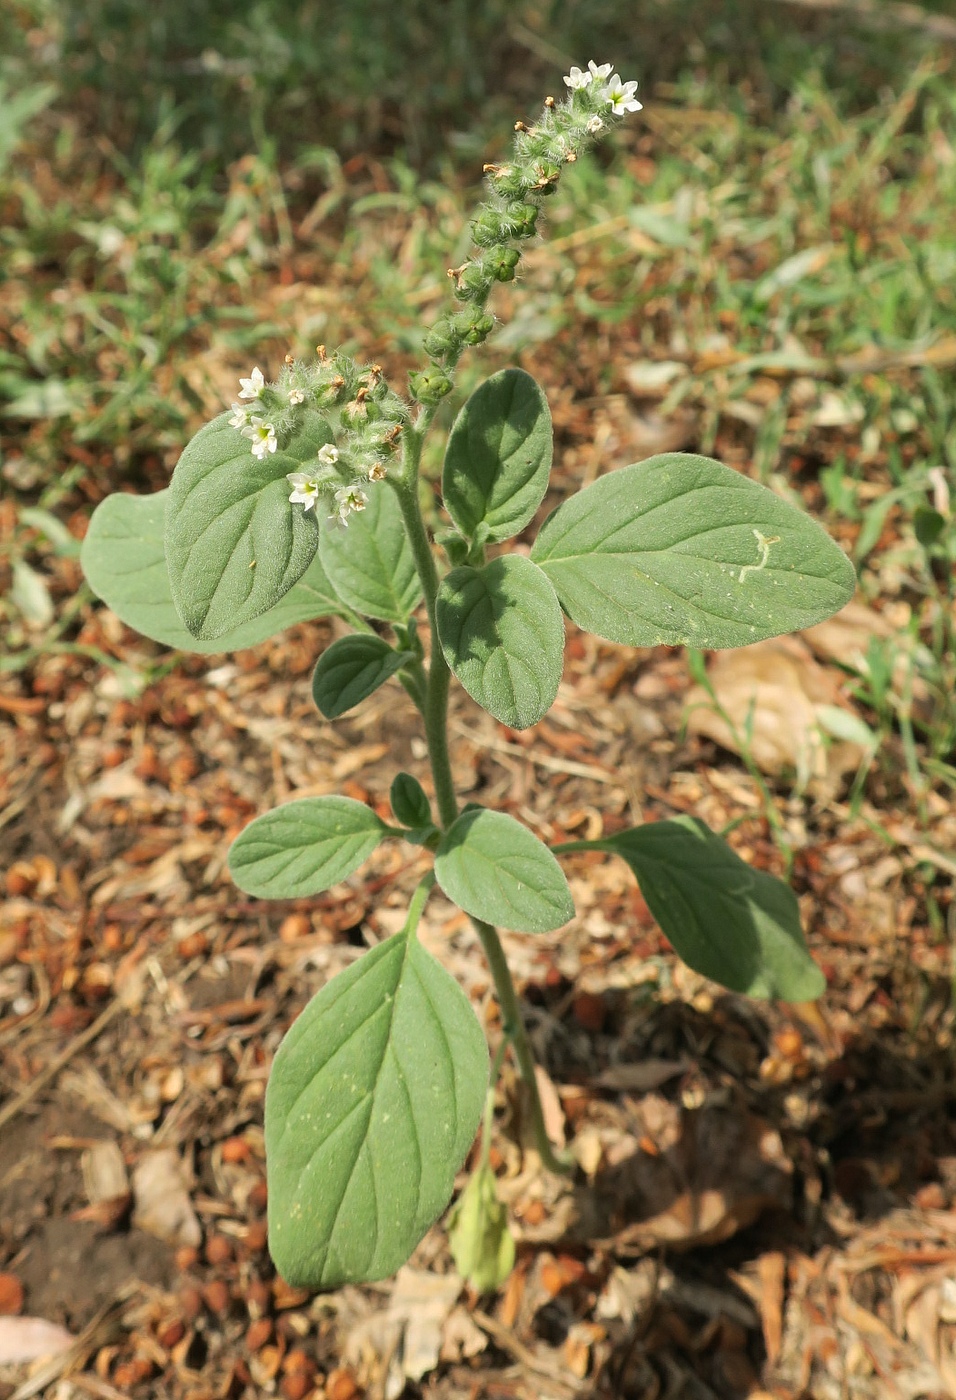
[508,203,539,239]
[453,262,493,302]
[472,210,506,248]
[488,247,520,283]
[409,367,453,405]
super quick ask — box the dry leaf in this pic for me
[600,1101,792,1250]
[131,1149,201,1247]
[343,1267,462,1390]
[0,1315,74,1364]
[81,1140,128,1204]
[593,1059,690,1093]
[686,635,866,794]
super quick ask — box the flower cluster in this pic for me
[413,61,641,397]
[563,60,642,117]
[227,353,409,525]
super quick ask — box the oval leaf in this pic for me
[597,817,825,1000]
[531,453,856,648]
[265,929,488,1288]
[82,490,345,652]
[319,485,422,622]
[312,635,410,719]
[436,555,564,729]
[166,409,334,640]
[228,796,385,898]
[435,809,574,934]
[442,367,553,543]
[390,773,433,829]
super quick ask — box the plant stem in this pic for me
[472,917,574,1175]
[393,420,573,1177]
[391,436,458,830]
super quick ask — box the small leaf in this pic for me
[265,929,488,1288]
[166,409,334,640]
[442,367,553,543]
[594,817,825,1000]
[319,486,422,622]
[437,555,564,729]
[531,453,856,649]
[228,796,386,899]
[311,635,411,719]
[81,490,346,653]
[435,809,574,934]
[447,1161,515,1292]
[390,773,433,829]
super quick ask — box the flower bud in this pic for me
[422,316,462,360]
[488,247,520,283]
[409,367,453,404]
[453,262,493,303]
[507,203,539,239]
[461,312,495,345]
[471,209,507,248]
[491,167,534,200]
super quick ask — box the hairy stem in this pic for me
[393,421,573,1176]
[391,419,459,829]
[472,917,574,1175]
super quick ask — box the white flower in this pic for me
[317,442,340,466]
[242,418,278,460]
[366,461,387,482]
[563,66,590,90]
[238,366,265,400]
[586,115,605,135]
[329,485,369,525]
[288,387,305,405]
[287,472,322,511]
[604,74,642,115]
[228,402,250,429]
[588,61,613,82]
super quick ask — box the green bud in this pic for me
[472,209,506,248]
[409,367,453,404]
[507,203,539,239]
[488,247,520,282]
[422,316,462,360]
[462,313,495,345]
[492,168,534,200]
[453,262,493,303]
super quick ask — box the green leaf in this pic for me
[165,409,335,640]
[81,490,346,653]
[594,817,825,1000]
[311,635,411,719]
[531,453,856,649]
[442,367,552,543]
[436,555,564,729]
[435,809,574,934]
[319,485,422,622]
[447,1161,515,1292]
[265,928,488,1288]
[228,796,386,899]
[390,773,433,829]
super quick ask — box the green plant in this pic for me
[79,65,855,1292]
